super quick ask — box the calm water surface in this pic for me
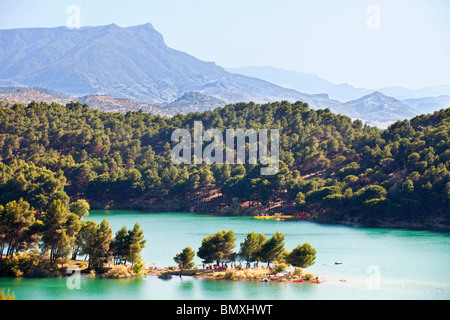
[1,211,449,300]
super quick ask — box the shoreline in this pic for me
[150,267,320,283]
[0,259,320,284]
[91,207,450,232]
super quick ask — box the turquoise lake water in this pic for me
[1,210,449,300]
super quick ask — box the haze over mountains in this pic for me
[331,91,419,128]
[227,66,450,102]
[0,24,336,107]
[0,23,448,129]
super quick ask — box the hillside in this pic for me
[0,100,448,230]
[0,86,171,117]
[0,84,430,129]
[160,91,226,114]
[0,86,226,116]
[0,24,338,110]
[331,92,419,128]
[0,86,74,106]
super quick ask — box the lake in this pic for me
[1,210,449,300]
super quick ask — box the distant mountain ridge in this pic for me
[0,23,338,112]
[330,91,419,128]
[159,91,226,114]
[401,95,450,114]
[1,24,448,128]
[0,86,221,117]
[227,66,450,128]
[0,85,420,129]
[0,86,171,116]
[227,66,450,102]
[227,66,370,102]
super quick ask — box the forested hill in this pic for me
[0,101,449,230]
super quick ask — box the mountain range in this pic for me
[227,66,450,102]
[0,23,448,129]
[0,24,337,108]
[330,91,419,128]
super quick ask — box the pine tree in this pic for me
[287,243,317,268]
[259,231,285,267]
[174,246,195,277]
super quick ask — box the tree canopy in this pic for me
[198,230,316,270]
[173,246,196,277]
[0,101,448,229]
[197,230,236,265]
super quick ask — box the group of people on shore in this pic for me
[201,262,267,270]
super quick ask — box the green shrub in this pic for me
[105,265,134,278]
[271,262,288,274]
[0,255,59,277]
[293,268,303,277]
[302,272,314,280]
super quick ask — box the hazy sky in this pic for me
[0,0,449,89]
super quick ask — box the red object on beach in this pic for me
[297,212,308,219]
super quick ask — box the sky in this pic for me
[0,0,449,89]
